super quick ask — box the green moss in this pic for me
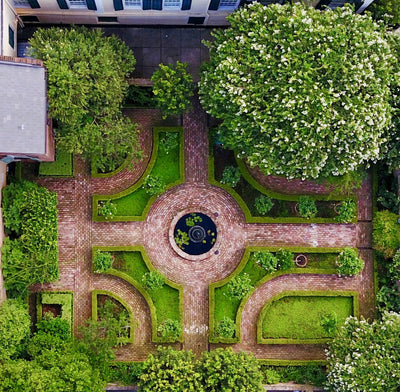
[260,294,354,341]
[93,127,184,221]
[39,151,73,177]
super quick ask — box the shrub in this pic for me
[252,251,278,273]
[36,313,71,341]
[152,61,194,119]
[159,132,179,155]
[143,174,166,196]
[157,319,182,341]
[142,271,165,290]
[220,165,241,188]
[335,198,357,223]
[276,249,295,271]
[254,195,274,216]
[297,196,317,219]
[336,248,364,276]
[373,210,400,258]
[199,348,264,392]
[226,273,253,300]
[376,283,400,313]
[320,312,338,334]
[369,0,400,25]
[263,368,281,384]
[215,317,236,338]
[98,200,117,220]
[138,347,203,392]
[93,251,114,273]
[0,299,31,361]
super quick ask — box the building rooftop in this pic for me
[0,58,47,157]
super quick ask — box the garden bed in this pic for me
[210,146,355,223]
[92,246,183,343]
[257,291,358,344]
[93,127,184,221]
[209,248,341,343]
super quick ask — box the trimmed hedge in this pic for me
[257,290,359,344]
[209,146,357,224]
[39,150,74,177]
[92,290,134,344]
[92,246,183,343]
[93,127,184,222]
[209,246,346,344]
[36,291,74,336]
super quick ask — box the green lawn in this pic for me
[261,295,354,340]
[39,151,73,177]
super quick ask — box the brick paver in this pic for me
[33,93,375,361]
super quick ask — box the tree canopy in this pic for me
[29,27,141,172]
[326,312,400,392]
[199,3,394,179]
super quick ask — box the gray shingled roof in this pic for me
[0,60,47,155]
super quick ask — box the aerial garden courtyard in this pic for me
[1,2,400,391]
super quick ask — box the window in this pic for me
[124,0,141,8]
[164,0,181,8]
[13,0,30,6]
[68,0,87,8]
[218,0,239,8]
[9,26,15,49]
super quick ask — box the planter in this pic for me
[295,254,308,268]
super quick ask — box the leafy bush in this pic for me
[124,85,155,108]
[220,165,241,188]
[0,299,31,361]
[157,319,182,341]
[276,249,295,271]
[369,0,400,25]
[388,250,400,281]
[159,132,179,155]
[261,365,326,386]
[254,195,274,216]
[320,312,338,334]
[335,198,357,223]
[373,210,400,258]
[108,362,144,385]
[143,174,166,196]
[152,61,194,119]
[142,271,165,291]
[199,3,394,180]
[226,273,253,300]
[326,312,400,392]
[336,248,364,276]
[376,283,400,313]
[93,251,114,273]
[252,251,278,273]
[264,368,281,384]
[215,317,236,338]
[98,200,117,220]
[36,313,71,341]
[1,181,59,297]
[297,196,317,219]
[199,348,264,392]
[138,347,202,392]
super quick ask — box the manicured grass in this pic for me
[111,251,181,326]
[114,188,150,217]
[39,151,73,177]
[261,295,353,339]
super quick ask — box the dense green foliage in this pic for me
[215,317,236,338]
[199,348,263,392]
[276,249,295,270]
[157,319,182,341]
[369,0,400,25]
[1,181,59,297]
[199,3,394,179]
[138,347,203,392]
[0,299,31,361]
[297,196,317,219]
[142,270,165,290]
[152,61,194,118]
[93,251,114,273]
[326,312,400,392]
[335,198,357,223]
[254,195,274,215]
[29,27,141,172]
[261,364,326,386]
[220,166,241,187]
[373,210,400,258]
[143,174,166,196]
[252,251,278,273]
[336,248,364,276]
[98,200,117,220]
[226,273,253,300]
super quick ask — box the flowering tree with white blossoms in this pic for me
[325,312,400,392]
[199,3,394,179]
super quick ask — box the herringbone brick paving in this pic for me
[33,98,375,361]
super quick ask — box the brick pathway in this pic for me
[34,96,375,361]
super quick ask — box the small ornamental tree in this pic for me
[326,312,400,392]
[152,61,194,119]
[336,248,364,276]
[29,27,141,173]
[138,347,203,392]
[93,251,114,273]
[254,195,274,216]
[142,271,165,290]
[226,274,253,300]
[0,299,31,361]
[297,196,317,219]
[373,210,400,258]
[220,166,241,188]
[199,348,264,392]
[215,317,236,339]
[199,3,394,179]
[335,198,357,223]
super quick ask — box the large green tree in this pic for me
[29,27,141,172]
[326,312,400,392]
[199,3,394,179]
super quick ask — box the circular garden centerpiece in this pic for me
[174,212,217,255]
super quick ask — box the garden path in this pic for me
[34,95,374,361]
